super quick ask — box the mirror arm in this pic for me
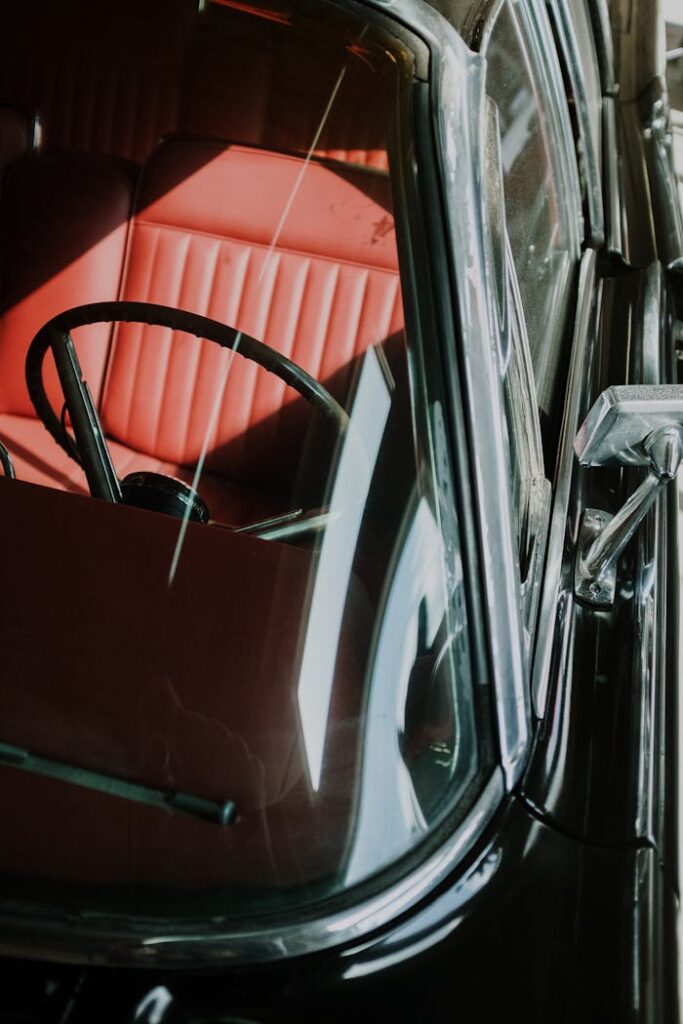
[574,427,683,606]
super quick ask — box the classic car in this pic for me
[0,0,680,1020]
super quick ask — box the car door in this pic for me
[473,1,679,1011]
[512,1,681,1017]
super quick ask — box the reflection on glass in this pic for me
[345,494,477,885]
[297,346,392,792]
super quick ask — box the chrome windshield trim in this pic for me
[431,34,529,786]
[384,0,532,784]
[532,249,597,718]
[0,771,504,968]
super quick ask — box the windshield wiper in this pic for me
[0,741,236,827]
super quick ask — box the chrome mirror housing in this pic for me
[574,385,683,466]
[573,385,683,607]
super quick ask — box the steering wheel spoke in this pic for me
[50,326,122,502]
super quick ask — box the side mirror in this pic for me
[573,385,683,606]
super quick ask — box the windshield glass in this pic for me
[0,0,489,925]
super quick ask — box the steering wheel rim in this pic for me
[25,301,349,507]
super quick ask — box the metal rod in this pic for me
[579,469,664,582]
[0,740,236,827]
[579,430,683,586]
[50,328,122,502]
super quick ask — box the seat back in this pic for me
[100,139,404,486]
[0,0,196,162]
[180,1,392,170]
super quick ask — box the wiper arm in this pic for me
[0,741,236,827]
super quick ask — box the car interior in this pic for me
[0,0,426,903]
[0,0,404,528]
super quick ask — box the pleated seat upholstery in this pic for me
[101,140,403,491]
[0,138,403,523]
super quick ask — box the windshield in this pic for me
[0,0,489,926]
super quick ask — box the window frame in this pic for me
[480,0,584,436]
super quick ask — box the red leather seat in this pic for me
[0,138,403,524]
[101,140,402,490]
[0,153,134,417]
[0,152,134,490]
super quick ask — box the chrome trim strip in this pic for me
[518,0,583,250]
[532,249,597,718]
[0,441,15,479]
[586,0,616,95]
[631,261,662,843]
[384,0,531,782]
[30,112,42,153]
[603,96,625,259]
[432,35,529,787]
[0,771,504,968]
[642,86,683,271]
[470,0,505,53]
[547,0,605,247]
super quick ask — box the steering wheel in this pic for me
[25,301,348,523]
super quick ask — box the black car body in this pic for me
[0,0,680,1021]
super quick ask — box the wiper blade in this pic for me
[0,741,236,827]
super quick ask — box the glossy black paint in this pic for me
[0,797,677,1023]
[523,268,679,882]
